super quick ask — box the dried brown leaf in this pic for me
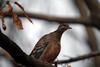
[7,2,23,30]
[12,12,23,30]
[1,17,6,30]
[15,2,32,23]
[6,1,13,13]
[0,10,6,30]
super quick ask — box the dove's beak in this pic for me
[68,26,72,29]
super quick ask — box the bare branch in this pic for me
[84,0,100,30]
[54,51,100,64]
[4,12,100,30]
[84,0,100,15]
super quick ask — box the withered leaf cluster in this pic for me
[0,1,32,30]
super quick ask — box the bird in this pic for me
[30,23,71,63]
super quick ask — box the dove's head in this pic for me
[57,23,72,32]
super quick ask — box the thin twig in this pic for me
[54,51,100,64]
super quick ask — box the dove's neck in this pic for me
[52,30,65,41]
[57,29,66,35]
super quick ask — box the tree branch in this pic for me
[54,51,100,64]
[84,0,100,30]
[84,0,100,14]
[4,12,100,30]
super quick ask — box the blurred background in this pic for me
[0,0,100,67]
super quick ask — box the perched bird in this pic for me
[30,23,71,63]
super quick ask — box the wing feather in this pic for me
[30,42,48,59]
